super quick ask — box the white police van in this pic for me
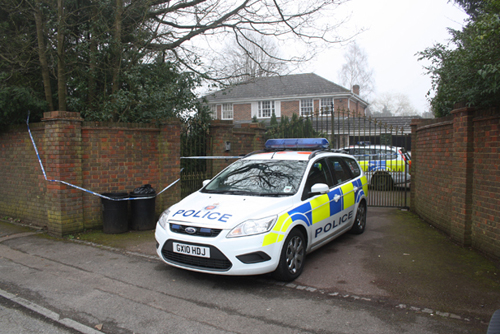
[155,138,368,281]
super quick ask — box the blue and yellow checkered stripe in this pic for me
[262,176,367,246]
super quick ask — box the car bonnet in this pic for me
[167,191,296,229]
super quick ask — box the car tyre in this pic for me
[272,229,306,282]
[487,309,500,334]
[350,201,366,234]
[372,172,393,191]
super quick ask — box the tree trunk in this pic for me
[112,0,123,95]
[111,0,123,121]
[57,0,67,111]
[88,4,97,110]
[34,0,54,112]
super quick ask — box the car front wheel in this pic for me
[350,202,366,234]
[272,229,306,281]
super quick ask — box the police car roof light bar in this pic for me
[265,138,329,150]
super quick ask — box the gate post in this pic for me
[410,119,421,212]
[208,120,234,175]
[42,111,84,236]
[159,119,181,211]
[450,106,475,246]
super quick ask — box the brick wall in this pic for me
[410,116,454,233]
[0,111,181,236]
[0,123,48,227]
[334,99,349,114]
[234,103,251,121]
[80,122,163,230]
[411,107,500,259]
[281,101,299,118]
[472,109,500,257]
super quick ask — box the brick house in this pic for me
[203,73,369,124]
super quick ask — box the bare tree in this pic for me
[218,33,290,83]
[2,0,353,116]
[370,93,419,116]
[146,0,352,80]
[338,41,374,99]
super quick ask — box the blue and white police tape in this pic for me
[27,112,181,201]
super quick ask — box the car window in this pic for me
[326,157,352,185]
[349,148,372,161]
[202,159,307,196]
[301,159,333,200]
[307,159,332,186]
[371,148,393,161]
[344,157,361,177]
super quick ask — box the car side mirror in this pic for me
[202,180,211,187]
[309,183,329,197]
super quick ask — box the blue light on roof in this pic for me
[265,138,329,150]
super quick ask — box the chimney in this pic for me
[352,85,360,96]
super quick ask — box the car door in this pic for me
[324,157,356,231]
[306,157,355,248]
[300,158,340,247]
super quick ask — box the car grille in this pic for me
[162,240,232,271]
[170,223,222,237]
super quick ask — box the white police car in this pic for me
[342,145,411,189]
[155,138,368,281]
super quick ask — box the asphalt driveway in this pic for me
[2,207,500,327]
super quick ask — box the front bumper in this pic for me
[155,222,282,276]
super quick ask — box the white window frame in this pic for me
[258,101,275,118]
[300,99,313,116]
[320,98,334,115]
[221,103,233,120]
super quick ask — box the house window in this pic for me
[258,101,275,118]
[320,98,333,115]
[222,104,233,120]
[300,99,313,116]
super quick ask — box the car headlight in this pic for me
[158,209,170,229]
[227,216,277,238]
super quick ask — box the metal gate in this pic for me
[180,109,412,209]
[267,109,412,209]
[180,115,211,199]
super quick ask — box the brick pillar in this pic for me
[42,111,84,236]
[409,119,421,212]
[158,119,181,212]
[450,107,475,246]
[208,121,235,175]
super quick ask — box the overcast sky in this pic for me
[301,0,469,114]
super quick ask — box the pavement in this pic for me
[1,207,500,333]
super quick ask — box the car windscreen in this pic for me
[201,159,307,196]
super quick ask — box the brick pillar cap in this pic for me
[410,118,424,126]
[450,106,475,115]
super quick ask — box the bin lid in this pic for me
[132,184,155,195]
[101,192,129,199]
